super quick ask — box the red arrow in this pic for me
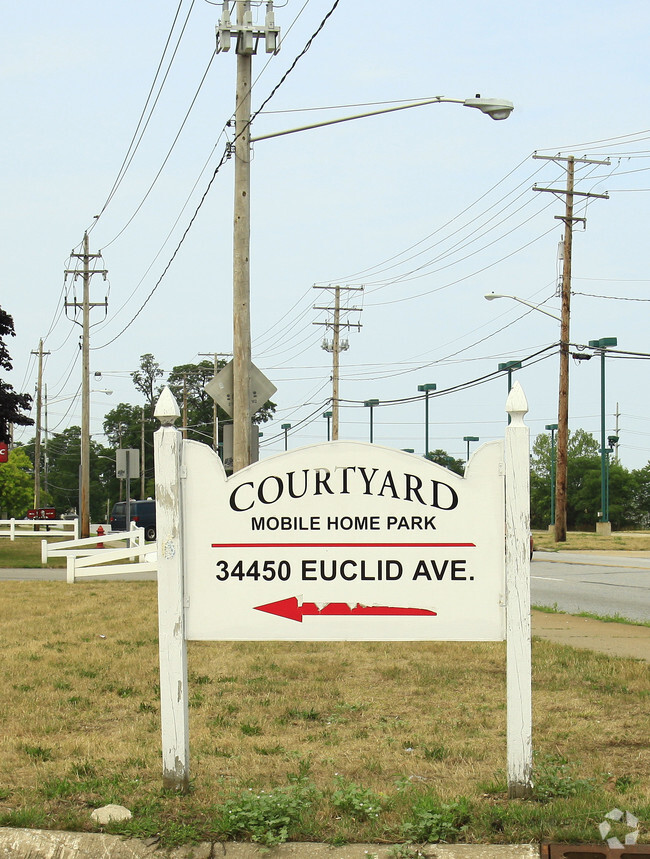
[254,597,437,623]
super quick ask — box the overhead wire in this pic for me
[93,0,341,350]
[89,0,195,232]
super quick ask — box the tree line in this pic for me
[2,354,275,520]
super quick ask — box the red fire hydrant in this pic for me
[96,524,105,549]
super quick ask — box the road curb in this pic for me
[0,829,541,858]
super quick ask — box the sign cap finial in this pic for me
[155,386,181,426]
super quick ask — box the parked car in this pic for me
[110,499,156,542]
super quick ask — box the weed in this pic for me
[423,745,448,761]
[387,846,429,859]
[533,752,595,801]
[240,722,263,736]
[70,761,97,779]
[331,776,385,821]
[20,744,53,762]
[138,701,157,713]
[214,780,318,846]
[254,745,285,756]
[400,796,471,843]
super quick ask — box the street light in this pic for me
[228,87,514,474]
[417,383,436,456]
[323,410,333,442]
[364,400,379,443]
[588,337,617,533]
[498,361,522,394]
[545,423,558,529]
[463,435,479,463]
[281,423,291,451]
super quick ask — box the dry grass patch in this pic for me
[0,580,648,846]
[533,529,650,552]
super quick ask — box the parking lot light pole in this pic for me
[463,435,479,464]
[417,383,436,456]
[498,360,522,394]
[364,400,379,443]
[545,423,558,529]
[323,410,333,441]
[281,423,291,451]
[588,337,617,532]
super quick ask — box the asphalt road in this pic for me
[531,551,650,623]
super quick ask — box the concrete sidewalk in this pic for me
[0,829,540,858]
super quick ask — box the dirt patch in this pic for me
[532,609,650,661]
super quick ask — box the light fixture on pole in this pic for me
[417,383,436,457]
[588,337,617,533]
[281,423,291,451]
[323,410,333,442]
[224,88,513,474]
[463,435,479,463]
[545,424,558,529]
[363,400,379,443]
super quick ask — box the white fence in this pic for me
[42,525,157,583]
[0,518,80,540]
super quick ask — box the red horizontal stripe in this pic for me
[211,542,476,549]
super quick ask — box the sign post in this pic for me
[153,390,189,791]
[154,383,532,795]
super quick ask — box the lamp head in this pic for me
[464,95,514,120]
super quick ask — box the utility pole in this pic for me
[43,384,49,495]
[31,339,50,508]
[182,376,188,440]
[217,1,280,472]
[141,407,145,498]
[533,154,609,542]
[313,285,363,440]
[65,232,108,537]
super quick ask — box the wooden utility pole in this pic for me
[313,285,363,440]
[31,339,50,508]
[141,407,146,497]
[217,1,279,472]
[533,154,609,542]
[65,233,108,537]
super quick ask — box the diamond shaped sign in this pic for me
[204,360,276,418]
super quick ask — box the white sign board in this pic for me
[181,440,505,641]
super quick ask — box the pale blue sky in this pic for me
[3,1,650,465]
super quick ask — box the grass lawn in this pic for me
[533,529,650,553]
[0,579,647,848]
[0,536,67,568]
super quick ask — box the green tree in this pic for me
[0,448,33,517]
[103,403,155,499]
[531,428,636,530]
[45,427,113,521]
[0,307,33,443]
[425,449,465,476]
[131,353,163,416]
